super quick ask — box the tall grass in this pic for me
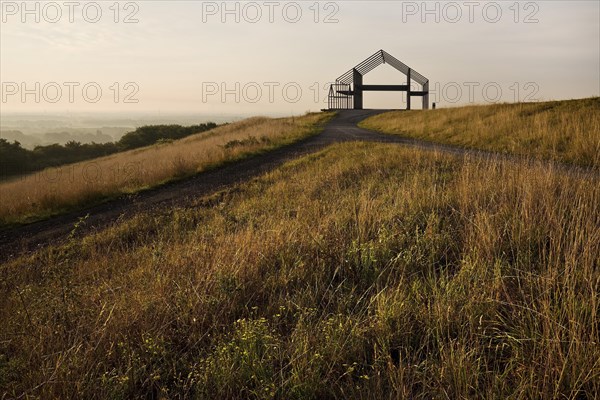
[0,113,333,226]
[360,98,600,168]
[1,142,598,398]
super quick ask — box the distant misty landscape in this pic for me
[1,112,245,149]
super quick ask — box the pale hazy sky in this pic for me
[1,0,599,115]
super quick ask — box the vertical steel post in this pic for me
[423,81,429,110]
[353,68,363,110]
[407,68,412,110]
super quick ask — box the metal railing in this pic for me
[328,83,353,110]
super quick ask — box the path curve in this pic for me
[0,110,597,261]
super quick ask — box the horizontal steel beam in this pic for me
[360,85,409,91]
[337,88,429,96]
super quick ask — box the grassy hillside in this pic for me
[0,113,333,227]
[0,123,218,178]
[1,142,598,398]
[359,98,600,168]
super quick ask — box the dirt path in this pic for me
[0,110,596,261]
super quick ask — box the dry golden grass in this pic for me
[360,97,600,168]
[0,113,333,226]
[1,142,598,398]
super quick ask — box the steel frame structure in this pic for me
[327,50,429,110]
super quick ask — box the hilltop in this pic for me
[1,99,599,398]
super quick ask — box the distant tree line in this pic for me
[0,123,217,178]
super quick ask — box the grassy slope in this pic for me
[359,98,600,168]
[1,142,598,398]
[0,112,334,227]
